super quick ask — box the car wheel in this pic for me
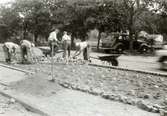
[140,46,148,53]
[116,46,124,53]
[111,59,119,66]
[104,49,110,54]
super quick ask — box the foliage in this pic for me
[0,0,167,44]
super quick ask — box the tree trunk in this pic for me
[71,36,75,50]
[34,33,38,45]
[128,20,134,52]
[129,30,134,52]
[128,7,134,53]
[97,31,101,51]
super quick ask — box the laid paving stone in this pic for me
[143,94,152,99]
[92,88,103,95]
[152,107,159,113]
[163,97,167,105]
[160,109,167,116]
[154,85,159,89]
[126,98,136,105]
[119,96,128,104]
[137,100,152,112]
[112,86,118,91]
[153,104,163,110]
[153,93,161,99]
[108,94,117,100]
[9,98,16,104]
[102,93,111,99]
[126,90,134,96]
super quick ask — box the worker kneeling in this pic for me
[3,42,19,63]
[20,40,35,63]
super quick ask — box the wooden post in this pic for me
[51,42,54,81]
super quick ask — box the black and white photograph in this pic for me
[0,0,166,116]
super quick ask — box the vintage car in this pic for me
[138,31,164,51]
[100,31,164,54]
[100,32,150,53]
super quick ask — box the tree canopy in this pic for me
[0,0,167,44]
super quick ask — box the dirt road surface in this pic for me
[0,65,40,116]
[0,88,40,116]
[3,88,159,116]
[0,66,26,85]
[90,52,167,75]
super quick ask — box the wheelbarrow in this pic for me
[90,54,121,66]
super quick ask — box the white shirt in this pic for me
[76,41,88,51]
[4,42,19,52]
[21,40,34,48]
[48,31,58,41]
[62,34,71,41]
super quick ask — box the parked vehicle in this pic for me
[138,31,164,52]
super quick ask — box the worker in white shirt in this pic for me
[3,42,19,63]
[20,39,35,62]
[73,39,90,60]
[48,28,59,56]
[62,31,71,59]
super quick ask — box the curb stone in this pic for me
[89,63,167,77]
[59,82,163,114]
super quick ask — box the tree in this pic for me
[0,4,22,42]
[92,1,128,50]
[0,0,164,47]
[116,0,159,51]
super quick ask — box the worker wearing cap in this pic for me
[3,42,19,63]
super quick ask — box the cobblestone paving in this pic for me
[11,62,167,115]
